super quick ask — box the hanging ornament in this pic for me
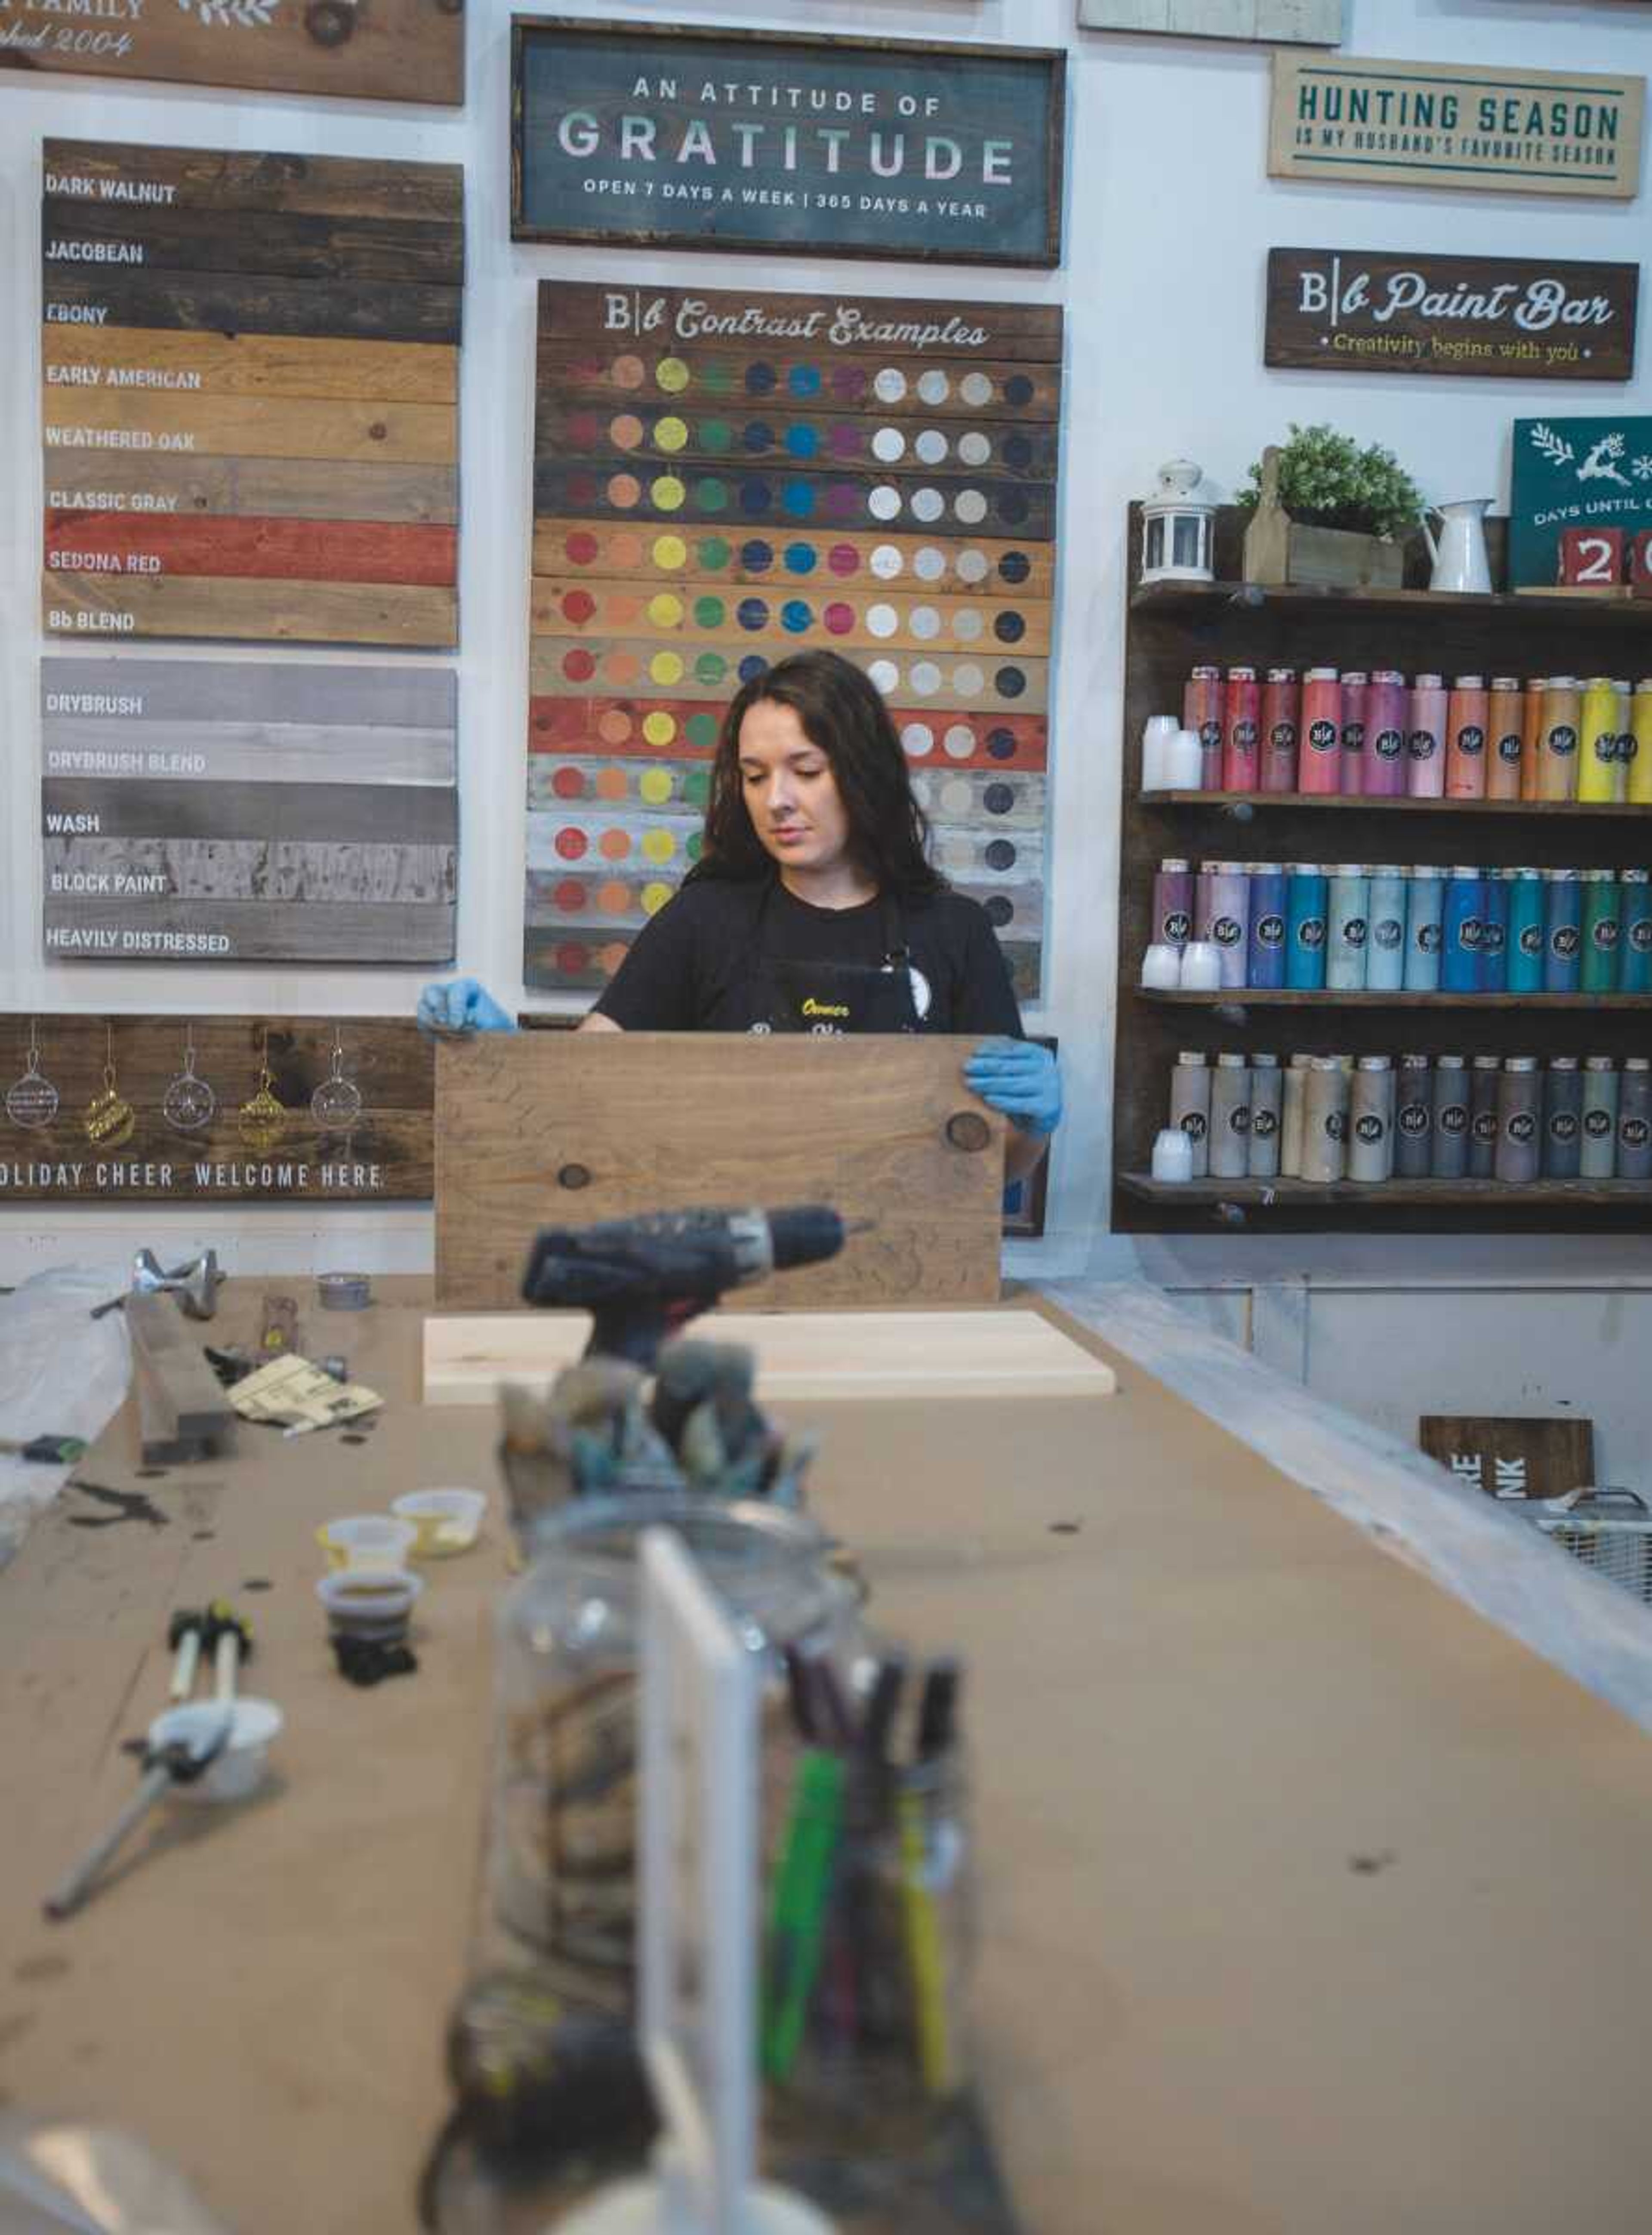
[163,1027,217,1135]
[6,1021,60,1132]
[238,1028,288,1153]
[83,1023,136,1150]
[310,1025,363,1131]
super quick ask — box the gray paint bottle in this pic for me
[1469,1054,1502,1178]
[1581,1057,1620,1181]
[1348,1056,1395,1183]
[1495,1058,1542,1185]
[1168,1051,1211,1179]
[1248,1053,1282,1179]
[1208,1052,1252,1179]
[1430,1055,1470,1180]
[1618,1058,1652,1181]
[1543,1056,1583,1181]
[1393,1054,1433,1179]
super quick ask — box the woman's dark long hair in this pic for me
[686,650,946,900]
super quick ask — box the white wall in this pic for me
[3,0,1652,1318]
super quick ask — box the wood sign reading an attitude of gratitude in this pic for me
[0,0,462,105]
[525,280,1061,1001]
[40,658,457,964]
[0,1014,433,1202]
[40,140,463,650]
[1269,54,1645,199]
[511,17,1064,268]
[1265,250,1639,382]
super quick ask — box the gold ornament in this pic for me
[310,1025,363,1131]
[163,1029,217,1135]
[6,1022,60,1132]
[238,1029,287,1153]
[83,1024,135,1149]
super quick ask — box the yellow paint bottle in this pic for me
[1630,678,1652,807]
[1578,677,1620,804]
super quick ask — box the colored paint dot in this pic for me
[783,541,817,576]
[913,547,946,583]
[607,594,642,628]
[986,896,1014,928]
[686,834,704,863]
[940,778,974,817]
[556,941,589,974]
[872,427,906,465]
[555,879,586,912]
[607,473,641,510]
[823,602,855,637]
[954,490,988,526]
[684,766,712,806]
[652,476,686,512]
[598,941,630,972]
[867,603,899,640]
[741,539,775,573]
[999,552,1032,585]
[563,649,598,682]
[995,666,1026,699]
[985,840,1018,872]
[902,724,934,757]
[653,534,687,570]
[737,597,769,632]
[696,652,730,685]
[598,880,632,915]
[955,550,989,586]
[601,829,631,862]
[954,610,984,643]
[780,599,813,634]
[694,594,727,628]
[568,410,602,449]
[911,662,942,697]
[743,422,775,455]
[612,355,646,390]
[959,432,992,469]
[686,713,718,750]
[556,828,588,860]
[912,489,945,524]
[607,652,640,684]
[824,485,859,521]
[999,492,1031,526]
[642,883,674,915]
[561,589,597,624]
[656,416,689,453]
[944,725,977,759]
[984,782,1016,815]
[788,364,822,398]
[829,544,860,577]
[567,470,598,507]
[610,532,644,570]
[782,481,815,520]
[737,655,768,684]
[701,362,734,394]
[651,651,685,685]
[987,728,1017,760]
[640,767,674,802]
[596,767,629,801]
[1003,434,1034,472]
[915,431,949,467]
[552,765,585,799]
[995,611,1026,644]
[832,365,867,401]
[642,829,676,864]
[1004,375,1035,407]
[565,530,600,565]
[694,478,730,513]
[875,368,907,403]
[911,606,942,641]
[656,357,690,393]
[598,710,633,745]
[960,372,993,408]
[785,424,820,461]
[647,592,684,629]
[918,370,951,406]
[700,419,733,455]
[642,717,677,753]
[867,661,899,694]
[610,413,644,452]
[828,425,861,461]
[953,663,985,697]
[740,478,773,514]
[697,536,731,568]
[746,361,777,395]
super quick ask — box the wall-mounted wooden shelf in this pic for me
[1137,990,1652,1011]
[1119,1173,1652,1209]
[1131,577,1652,630]
[1140,790,1652,819]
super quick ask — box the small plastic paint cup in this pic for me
[317,1515,418,1572]
[391,1488,487,1558]
[316,1568,425,1645]
[147,1698,284,1804]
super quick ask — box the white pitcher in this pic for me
[1422,498,1494,594]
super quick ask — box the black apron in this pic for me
[744,882,923,1035]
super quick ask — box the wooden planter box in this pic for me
[1244,513,1405,592]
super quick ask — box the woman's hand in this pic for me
[416,979,516,1036]
[965,1038,1062,1136]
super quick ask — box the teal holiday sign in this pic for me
[1510,414,1652,586]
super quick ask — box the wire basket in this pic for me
[1531,1488,1652,1607]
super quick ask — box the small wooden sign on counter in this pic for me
[1269,53,1645,199]
[1265,248,1638,382]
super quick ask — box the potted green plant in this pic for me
[1238,424,1425,590]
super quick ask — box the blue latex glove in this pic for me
[964,1038,1062,1137]
[416,978,516,1037]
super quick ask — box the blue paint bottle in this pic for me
[1478,868,1509,995]
[1403,869,1443,993]
[1245,862,1288,991]
[1544,867,1582,995]
[1505,869,1545,996]
[1285,863,1328,991]
[1440,865,1484,995]
[1619,868,1652,995]
[1366,865,1407,993]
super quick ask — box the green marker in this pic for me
[760,1748,845,2082]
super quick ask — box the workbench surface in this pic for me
[3,1279,1652,2235]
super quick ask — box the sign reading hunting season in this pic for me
[511,17,1064,267]
[1265,250,1638,382]
[1269,54,1645,198]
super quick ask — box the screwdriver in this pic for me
[0,1433,87,1465]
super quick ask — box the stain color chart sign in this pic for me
[41,658,457,963]
[41,139,463,649]
[526,281,1061,1001]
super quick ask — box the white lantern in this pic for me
[1140,458,1215,584]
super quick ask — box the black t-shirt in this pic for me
[591,876,1025,1036]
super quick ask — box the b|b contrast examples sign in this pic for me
[510,16,1065,268]
[1268,53,1644,198]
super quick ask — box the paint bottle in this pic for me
[1153,859,1195,953]
[1363,669,1408,798]
[1618,1057,1652,1181]
[1221,666,1261,791]
[1444,675,1489,800]
[1245,863,1288,991]
[1348,1056,1395,1184]
[1248,1053,1283,1179]
[1208,1053,1251,1179]
[1393,1054,1433,1179]
[1207,860,1251,990]
[1339,670,1368,797]
[1618,867,1652,994]
[1298,669,1341,795]
[1486,676,1524,802]
[1543,1056,1583,1180]
[1495,1058,1543,1186]
[1544,867,1582,995]
[1440,866,1484,996]
[1614,681,1634,806]
[1193,860,1217,944]
[1469,1055,1502,1179]
[1504,868,1546,996]
[1261,669,1300,794]
[1630,680,1652,808]
[1477,867,1509,996]
[1581,1056,1621,1181]
[1538,677,1581,802]
[1406,672,1447,799]
[1403,868,1444,993]
[1280,1053,1313,1178]
[1581,869,1622,996]
[1325,865,1370,993]
[1184,665,1224,790]
[1431,1055,1471,1179]
[1519,679,1547,802]
[1579,678,1620,805]
[1168,1051,1211,1179]
[1366,865,1408,993]
[1300,1057,1350,1184]
[1285,864,1329,991]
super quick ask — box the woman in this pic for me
[420,650,1060,1179]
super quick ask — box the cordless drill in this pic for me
[520,1205,852,1368]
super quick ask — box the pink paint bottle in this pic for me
[1406,672,1447,798]
[1261,668,1301,793]
[1221,667,1260,792]
[1445,674,1490,799]
[1184,665,1223,791]
[1364,669,1408,797]
[1299,668,1343,795]
[1339,670,1368,797]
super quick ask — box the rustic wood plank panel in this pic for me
[43,201,465,288]
[434,1034,1005,1310]
[1079,0,1341,38]
[537,283,1064,361]
[533,400,1060,480]
[531,462,1054,539]
[1418,1415,1595,1500]
[43,897,455,963]
[44,776,457,845]
[43,269,464,347]
[41,451,459,526]
[45,142,464,225]
[532,518,1057,596]
[42,656,457,728]
[42,574,457,648]
[0,1014,433,1201]
[45,838,456,903]
[529,575,1051,656]
[42,390,457,466]
[45,512,458,587]
[535,345,1061,422]
[528,638,1052,712]
[45,327,459,404]
[527,695,1048,768]
[45,719,456,789]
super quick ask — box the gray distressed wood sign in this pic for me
[40,657,457,963]
[1079,0,1340,43]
